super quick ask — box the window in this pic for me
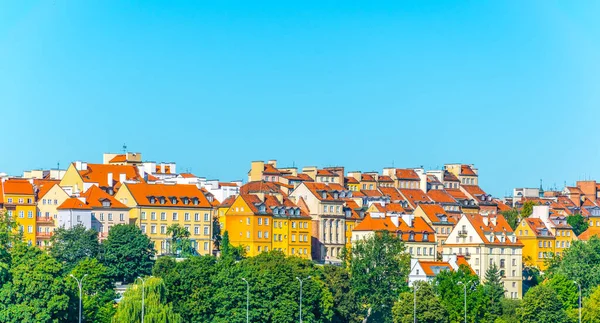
[28,225,33,233]
[291,248,295,254]
[151,212,156,220]
[258,231,263,238]
[538,252,543,259]
[195,213,200,221]
[265,231,269,239]
[141,212,147,220]
[258,218,263,225]
[194,226,200,235]
[258,246,262,252]
[161,225,166,234]
[42,199,46,205]
[108,213,113,221]
[172,213,178,221]
[120,213,124,221]
[247,218,251,225]
[27,211,33,218]
[54,199,58,205]
[18,198,23,204]
[161,212,166,221]
[18,211,24,218]
[323,206,327,213]
[336,206,340,213]
[247,231,250,238]
[27,198,32,204]
[151,225,156,234]
[77,215,81,222]
[329,206,334,212]
[292,234,296,242]
[203,226,209,236]
[141,225,147,234]
[538,241,542,248]
[184,213,190,221]
[265,218,269,226]
[7,198,12,204]
[292,221,297,228]
[512,259,516,266]
[204,242,209,251]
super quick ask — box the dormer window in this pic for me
[340,192,346,198]
[149,196,156,204]
[273,208,279,215]
[348,192,353,198]
[159,197,166,204]
[182,197,189,205]
[295,208,300,216]
[102,200,111,208]
[397,231,403,241]
[192,197,199,205]
[259,204,266,213]
[321,192,327,199]
[170,197,177,204]
[423,232,429,241]
[409,232,415,241]
[333,193,339,199]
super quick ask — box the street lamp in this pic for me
[136,276,150,323]
[413,282,420,323]
[573,281,581,323]
[457,281,474,323]
[241,278,249,323]
[69,274,87,323]
[296,276,311,323]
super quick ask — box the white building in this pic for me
[408,254,473,287]
[57,197,93,229]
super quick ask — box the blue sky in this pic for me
[1,1,599,196]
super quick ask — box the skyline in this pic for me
[2,1,600,196]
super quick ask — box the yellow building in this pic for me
[343,199,363,249]
[114,183,214,255]
[35,182,69,247]
[1,179,37,245]
[222,193,311,259]
[60,162,143,194]
[516,218,555,270]
[529,205,577,259]
[344,177,360,192]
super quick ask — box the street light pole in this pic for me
[457,282,467,323]
[242,278,249,323]
[296,276,311,323]
[574,281,581,323]
[69,274,87,323]
[136,276,149,323]
[413,283,419,323]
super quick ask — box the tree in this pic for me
[102,224,155,283]
[551,236,600,296]
[482,263,504,322]
[521,201,535,218]
[522,264,542,295]
[582,285,600,323]
[212,216,222,252]
[221,230,230,258]
[68,258,117,323]
[392,281,448,323]
[0,244,70,323]
[165,224,194,257]
[50,225,100,272]
[518,285,570,323]
[343,231,410,323]
[433,265,485,322]
[501,208,520,230]
[220,230,245,261]
[499,299,521,323]
[567,214,588,236]
[544,274,578,310]
[320,265,362,323]
[112,276,181,323]
[0,210,20,285]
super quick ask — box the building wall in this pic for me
[59,164,84,193]
[36,185,69,246]
[5,193,37,245]
[57,209,92,229]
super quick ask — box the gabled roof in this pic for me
[578,227,600,241]
[58,197,93,210]
[525,218,553,237]
[446,188,469,200]
[316,169,335,176]
[462,185,486,196]
[353,214,398,231]
[303,182,347,202]
[378,175,394,182]
[494,199,512,212]
[80,185,128,209]
[385,203,407,213]
[459,214,522,246]
[379,187,404,201]
[35,180,61,199]
[219,195,236,208]
[461,165,477,176]
[395,169,420,180]
[418,204,454,223]
[399,189,432,209]
[240,181,286,196]
[77,163,143,187]
[361,189,384,197]
[2,179,34,195]
[361,174,376,182]
[263,164,282,175]
[427,189,458,204]
[109,154,127,163]
[124,183,212,208]
[443,171,460,182]
[418,261,453,276]
[345,176,359,184]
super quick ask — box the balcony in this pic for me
[457,230,468,237]
[36,217,54,224]
[36,232,54,239]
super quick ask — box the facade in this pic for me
[408,255,473,287]
[529,205,577,257]
[445,164,478,186]
[515,217,554,270]
[443,213,523,299]
[57,197,93,229]
[36,183,69,246]
[114,183,214,255]
[414,204,457,254]
[1,178,37,245]
[81,185,130,239]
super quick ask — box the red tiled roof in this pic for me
[362,189,383,197]
[303,182,346,202]
[418,204,455,223]
[455,255,476,274]
[419,261,452,276]
[263,164,281,175]
[361,174,376,182]
[579,227,600,241]
[109,154,127,163]
[124,183,212,208]
[316,169,335,176]
[179,173,197,179]
[219,182,239,187]
[427,189,458,204]
[399,189,432,209]
[395,169,420,180]
[378,175,394,182]
[462,185,486,196]
[3,179,34,195]
[345,177,359,184]
[219,195,236,208]
[58,197,93,210]
[379,187,404,201]
[240,181,285,196]
[36,180,61,199]
[461,165,477,176]
[444,171,460,182]
[77,163,143,187]
[80,185,128,209]
[446,188,469,200]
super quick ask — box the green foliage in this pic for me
[392,281,448,323]
[320,264,362,323]
[582,285,600,323]
[499,298,521,323]
[165,224,194,257]
[220,230,245,261]
[102,224,155,283]
[567,214,588,236]
[0,210,20,285]
[522,265,542,295]
[343,231,410,323]
[50,225,101,272]
[212,216,222,251]
[551,236,600,296]
[112,276,181,323]
[518,284,571,323]
[0,244,70,323]
[483,263,504,322]
[433,265,485,322]
[68,258,117,323]
[544,274,578,310]
[500,208,520,230]
[521,201,535,218]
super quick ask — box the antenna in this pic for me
[57,162,60,170]
[122,143,127,154]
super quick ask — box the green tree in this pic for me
[152,256,177,278]
[521,201,535,218]
[0,244,70,323]
[68,258,117,323]
[545,273,578,310]
[551,236,600,295]
[482,263,504,322]
[219,230,245,261]
[343,231,410,323]
[518,284,570,323]
[212,216,222,252]
[522,264,542,295]
[0,210,20,285]
[582,285,600,323]
[392,281,448,323]
[320,264,362,323]
[499,298,521,323]
[112,276,181,323]
[165,224,194,257]
[500,208,520,230]
[567,214,588,236]
[433,265,485,322]
[102,224,155,283]
[50,225,101,272]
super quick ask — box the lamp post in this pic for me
[413,282,420,323]
[241,278,249,323]
[457,281,473,323]
[136,276,150,323]
[69,274,87,323]
[574,281,581,323]
[296,276,311,323]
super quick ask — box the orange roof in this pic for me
[418,204,454,223]
[462,185,486,196]
[461,165,477,176]
[399,189,432,209]
[495,199,512,212]
[35,180,61,199]
[353,214,398,231]
[566,186,583,194]
[240,181,285,196]
[578,227,600,241]
[455,255,476,274]
[219,182,239,187]
[372,203,387,213]
[419,261,452,276]
[124,183,212,208]
[444,171,460,182]
[446,188,469,200]
[219,195,236,208]
[525,218,553,237]
[361,174,376,182]
[379,187,404,201]
[109,154,127,163]
[460,214,522,246]
[297,174,314,182]
[77,163,143,187]
[385,203,406,213]
[80,185,128,209]
[378,175,394,182]
[345,199,361,210]
[179,173,197,179]
[303,182,347,202]
[235,194,307,217]
[2,179,34,195]
[263,164,281,175]
[362,189,383,197]
[316,169,335,176]
[395,169,420,180]
[345,177,359,184]
[427,189,458,204]
[353,214,435,242]
[58,198,93,210]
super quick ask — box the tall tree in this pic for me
[343,231,410,323]
[567,214,588,236]
[551,236,600,295]
[320,265,362,323]
[50,225,101,272]
[68,258,117,323]
[102,224,155,283]
[544,274,578,310]
[165,224,194,257]
[0,244,70,323]
[483,263,504,322]
[518,285,570,323]
[582,285,600,323]
[112,276,181,323]
[500,208,520,230]
[521,201,535,218]
[433,266,485,322]
[212,216,222,252]
[392,281,448,323]
[0,210,20,285]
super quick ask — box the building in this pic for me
[413,204,457,254]
[57,197,93,229]
[529,205,577,257]
[515,217,554,270]
[80,185,130,239]
[408,254,473,287]
[443,213,523,299]
[114,183,214,255]
[445,164,478,186]
[382,168,422,190]
[1,178,37,245]
[60,161,144,195]
[36,183,69,246]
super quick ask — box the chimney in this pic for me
[75,161,82,170]
[81,162,87,170]
[107,173,113,187]
[249,161,265,182]
[402,213,414,227]
[119,174,126,183]
[160,164,166,174]
[390,214,399,227]
[138,166,145,180]
[267,160,277,167]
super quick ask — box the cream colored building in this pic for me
[36,184,69,246]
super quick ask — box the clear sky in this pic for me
[1,1,599,196]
